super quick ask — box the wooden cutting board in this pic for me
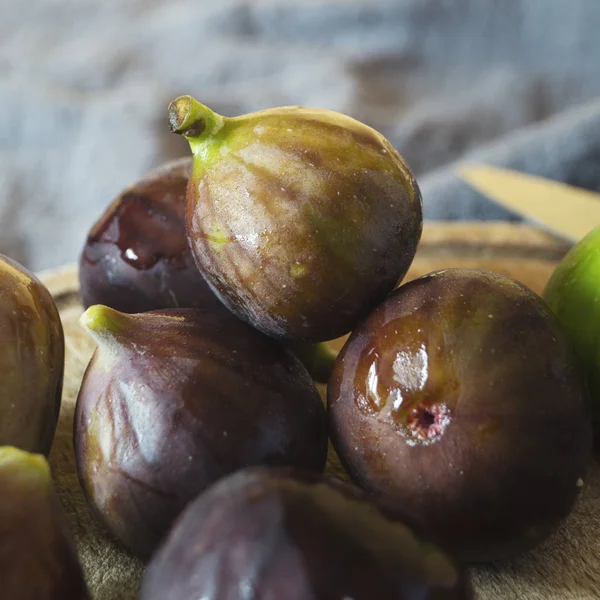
[41,222,600,600]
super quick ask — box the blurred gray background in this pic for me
[2,0,600,270]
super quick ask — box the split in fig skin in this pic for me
[139,467,472,600]
[0,254,64,455]
[169,95,423,343]
[0,446,89,599]
[328,268,593,563]
[74,305,328,558]
[78,157,224,314]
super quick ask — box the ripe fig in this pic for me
[168,95,423,342]
[140,467,472,600]
[74,305,327,557]
[79,157,225,314]
[543,224,600,433]
[0,254,64,455]
[0,446,89,599]
[328,268,592,563]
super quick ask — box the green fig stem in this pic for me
[289,342,339,384]
[80,305,128,345]
[168,95,225,156]
[0,446,51,487]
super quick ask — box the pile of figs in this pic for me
[0,95,596,598]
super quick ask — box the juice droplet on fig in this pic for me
[356,320,457,445]
[84,176,189,270]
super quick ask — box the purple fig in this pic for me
[328,268,592,563]
[78,157,223,314]
[0,446,89,599]
[168,96,423,343]
[140,467,472,600]
[74,305,327,557]
[0,254,64,455]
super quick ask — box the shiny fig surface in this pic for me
[140,467,472,600]
[543,224,600,433]
[74,305,327,557]
[0,446,89,599]
[328,268,592,563]
[79,157,223,313]
[0,254,64,455]
[169,96,423,342]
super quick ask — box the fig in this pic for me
[140,467,472,600]
[74,305,327,557]
[0,254,64,455]
[168,95,423,342]
[328,268,592,563]
[79,157,225,314]
[0,446,89,599]
[543,224,600,432]
[77,156,334,383]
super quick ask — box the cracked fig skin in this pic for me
[74,305,327,558]
[169,95,423,342]
[140,467,472,600]
[0,254,64,455]
[0,446,89,599]
[328,268,593,563]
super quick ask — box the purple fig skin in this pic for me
[74,305,328,558]
[0,254,64,456]
[0,446,90,599]
[78,157,223,314]
[139,467,473,600]
[328,268,593,564]
[169,97,423,343]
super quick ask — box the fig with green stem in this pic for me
[74,304,328,558]
[168,95,423,343]
[0,446,89,599]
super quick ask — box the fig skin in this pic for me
[543,224,600,433]
[169,96,423,343]
[139,467,472,600]
[0,254,64,455]
[328,268,593,563]
[74,305,328,558]
[0,446,90,599]
[78,157,223,314]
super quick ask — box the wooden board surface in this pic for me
[41,222,600,600]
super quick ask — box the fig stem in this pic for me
[0,446,51,485]
[80,304,128,344]
[168,96,225,154]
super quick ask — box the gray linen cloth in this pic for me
[2,0,600,270]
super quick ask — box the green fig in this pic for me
[0,446,89,599]
[168,96,423,342]
[74,305,327,557]
[543,225,600,431]
[0,254,64,455]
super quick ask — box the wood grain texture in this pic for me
[41,222,600,600]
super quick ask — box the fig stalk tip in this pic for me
[168,95,225,147]
[0,446,51,485]
[80,305,127,343]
